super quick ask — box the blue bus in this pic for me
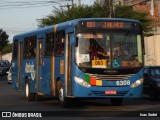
[11,18,144,107]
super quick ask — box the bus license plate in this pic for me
[105,90,117,95]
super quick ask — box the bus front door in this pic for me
[36,39,43,93]
[17,42,23,91]
[65,33,73,96]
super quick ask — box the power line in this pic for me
[0,1,49,4]
[0,0,69,9]
[0,2,56,8]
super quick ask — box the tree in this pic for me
[2,43,12,54]
[38,3,106,27]
[0,29,9,51]
[38,2,154,36]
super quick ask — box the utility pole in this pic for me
[104,0,114,18]
[60,0,74,10]
[78,0,81,6]
[69,0,74,6]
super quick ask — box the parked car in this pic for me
[143,66,160,100]
[0,60,10,71]
[0,62,6,75]
[7,68,12,84]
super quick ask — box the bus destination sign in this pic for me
[86,21,124,29]
[78,21,139,30]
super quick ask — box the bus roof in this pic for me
[13,18,140,40]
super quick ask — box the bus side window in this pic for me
[45,32,54,56]
[29,36,36,58]
[13,39,18,60]
[23,37,29,59]
[55,30,65,56]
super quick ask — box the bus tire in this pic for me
[25,82,35,101]
[110,98,123,106]
[56,79,69,107]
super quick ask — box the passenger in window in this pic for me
[113,44,130,58]
[90,41,108,60]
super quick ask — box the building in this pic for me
[127,0,160,30]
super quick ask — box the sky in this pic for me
[0,0,94,43]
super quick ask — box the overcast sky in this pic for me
[0,0,94,43]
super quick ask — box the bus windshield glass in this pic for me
[75,31,143,69]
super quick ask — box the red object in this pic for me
[90,77,96,85]
[105,90,117,95]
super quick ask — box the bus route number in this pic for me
[92,60,107,68]
[95,61,103,65]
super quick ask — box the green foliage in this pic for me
[0,29,9,51]
[2,43,12,54]
[38,3,107,27]
[38,3,154,36]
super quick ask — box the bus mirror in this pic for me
[75,37,78,47]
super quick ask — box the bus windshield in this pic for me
[75,32,143,69]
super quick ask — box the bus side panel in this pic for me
[41,58,52,95]
[11,60,18,91]
[22,59,37,93]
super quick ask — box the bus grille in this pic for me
[86,73,134,81]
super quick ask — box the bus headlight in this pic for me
[74,77,91,88]
[130,78,143,88]
[157,83,160,87]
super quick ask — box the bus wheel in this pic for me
[110,98,123,106]
[25,82,35,101]
[57,80,69,107]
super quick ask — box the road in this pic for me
[0,75,160,119]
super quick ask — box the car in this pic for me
[0,62,6,76]
[7,68,12,84]
[143,66,160,100]
[0,60,10,71]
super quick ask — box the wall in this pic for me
[144,35,160,66]
[2,53,12,62]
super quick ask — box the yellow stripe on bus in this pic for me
[51,56,55,96]
[96,80,102,86]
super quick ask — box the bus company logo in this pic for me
[2,112,11,117]
[104,70,118,74]
[25,62,35,80]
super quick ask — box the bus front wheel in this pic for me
[25,82,35,101]
[110,98,123,106]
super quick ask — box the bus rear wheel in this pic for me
[110,98,123,106]
[25,82,35,101]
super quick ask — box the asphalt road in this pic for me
[0,75,160,119]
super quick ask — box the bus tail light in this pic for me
[74,77,91,88]
[130,78,143,88]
